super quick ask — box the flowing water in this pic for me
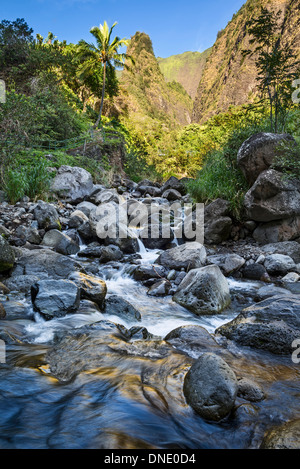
[0,242,299,449]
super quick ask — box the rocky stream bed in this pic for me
[1,134,300,450]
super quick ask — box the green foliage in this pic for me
[243,6,300,133]
[77,21,130,127]
[3,151,52,203]
[0,18,34,69]
[271,140,300,180]
[0,83,90,145]
[185,114,271,218]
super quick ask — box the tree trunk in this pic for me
[94,61,107,129]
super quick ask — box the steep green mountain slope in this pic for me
[111,32,193,131]
[157,49,212,99]
[193,0,300,124]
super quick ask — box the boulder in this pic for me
[68,210,89,229]
[13,225,41,246]
[41,229,80,256]
[31,279,80,319]
[0,236,15,272]
[207,253,246,276]
[68,272,107,308]
[216,295,300,355]
[78,243,123,262]
[173,265,231,316]
[4,274,39,295]
[89,202,139,254]
[244,169,300,222]
[33,202,61,230]
[204,199,232,245]
[136,179,158,195]
[237,132,295,186]
[11,248,82,280]
[104,295,141,322]
[261,241,300,264]
[164,325,220,357]
[237,378,265,402]
[242,262,270,281]
[162,189,182,201]
[139,223,174,250]
[264,254,295,276]
[260,419,300,449]
[50,166,94,204]
[133,264,166,282]
[183,353,238,421]
[76,201,97,218]
[147,279,171,297]
[253,216,300,244]
[157,242,207,271]
[161,176,187,195]
[92,189,121,206]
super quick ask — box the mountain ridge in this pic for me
[192,0,300,123]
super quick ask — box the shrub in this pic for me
[271,140,300,180]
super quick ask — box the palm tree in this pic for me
[77,21,130,128]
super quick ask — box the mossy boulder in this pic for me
[0,236,15,272]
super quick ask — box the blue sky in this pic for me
[1,0,246,57]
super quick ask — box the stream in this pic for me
[0,240,299,449]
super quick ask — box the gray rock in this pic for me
[161,176,187,195]
[31,279,80,319]
[33,202,60,230]
[173,265,231,316]
[3,274,39,295]
[253,216,300,244]
[68,272,107,308]
[164,325,220,357]
[261,419,300,449]
[50,166,94,204]
[183,353,238,421]
[147,279,171,297]
[89,202,139,254]
[157,242,207,271]
[76,201,98,217]
[237,132,295,186]
[104,295,141,322]
[139,223,174,250]
[0,236,15,272]
[216,295,300,355]
[204,199,232,245]
[13,225,41,245]
[162,189,182,201]
[264,254,295,276]
[68,210,89,229]
[204,217,233,245]
[41,229,80,256]
[11,248,82,280]
[255,284,290,301]
[244,169,300,222]
[261,241,300,263]
[237,378,265,402]
[144,186,162,197]
[281,272,300,283]
[92,189,121,205]
[133,264,166,282]
[78,243,123,263]
[207,253,246,276]
[242,263,270,281]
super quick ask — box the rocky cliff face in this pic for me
[111,32,193,129]
[192,0,300,124]
[157,49,212,99]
